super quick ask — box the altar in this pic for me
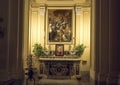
[39,57,81,79]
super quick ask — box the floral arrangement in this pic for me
[32,43,49,57]
[74,44,86,57]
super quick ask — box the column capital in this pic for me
[75,7,82,15]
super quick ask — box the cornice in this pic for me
[30,2,91,8]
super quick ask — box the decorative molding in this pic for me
[30,2,91,7]
[47,0,74,1]
[39,7,45,15]
[76,7,82,15]
[49,62,70,76]
[75,3,91,7]
[31,3,46,8]
[39,60,80,79]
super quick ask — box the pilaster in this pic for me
[92,0,120,85]
[106,0,120,84]
[0,0,24,84]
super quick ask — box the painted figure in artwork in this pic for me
[48,9,72,42]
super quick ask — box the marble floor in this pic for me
[38,72,90,85]
[25,72,90,85]
[38,78,89,85]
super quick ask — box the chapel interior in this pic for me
[0,0,120,85]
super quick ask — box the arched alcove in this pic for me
[22,0,91,82]
[0,0,119,84]
[22,0,120,85]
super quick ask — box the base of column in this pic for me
[0,71,24,85]
[106,72,120,85]
[97,73,108,85]
[90,68,98,85]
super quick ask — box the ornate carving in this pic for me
[40,7,45,15]
[39,59,80,79]
[49,62,69,76]
[45,61,74,78]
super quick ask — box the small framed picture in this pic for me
[55,44,64,56]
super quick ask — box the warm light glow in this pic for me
[29,7,90,71]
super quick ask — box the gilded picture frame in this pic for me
[46,7,75,44]
[55,44,64,56]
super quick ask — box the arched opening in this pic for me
[22,0,92,84]
[22,0,120,84]
[0,0,119,84]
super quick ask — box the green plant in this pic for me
[32,43,45,57]
[74,44,86,57]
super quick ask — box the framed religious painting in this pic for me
[46,7,75,44]
[55,44,64,56]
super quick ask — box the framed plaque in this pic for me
[55,44,64,56]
